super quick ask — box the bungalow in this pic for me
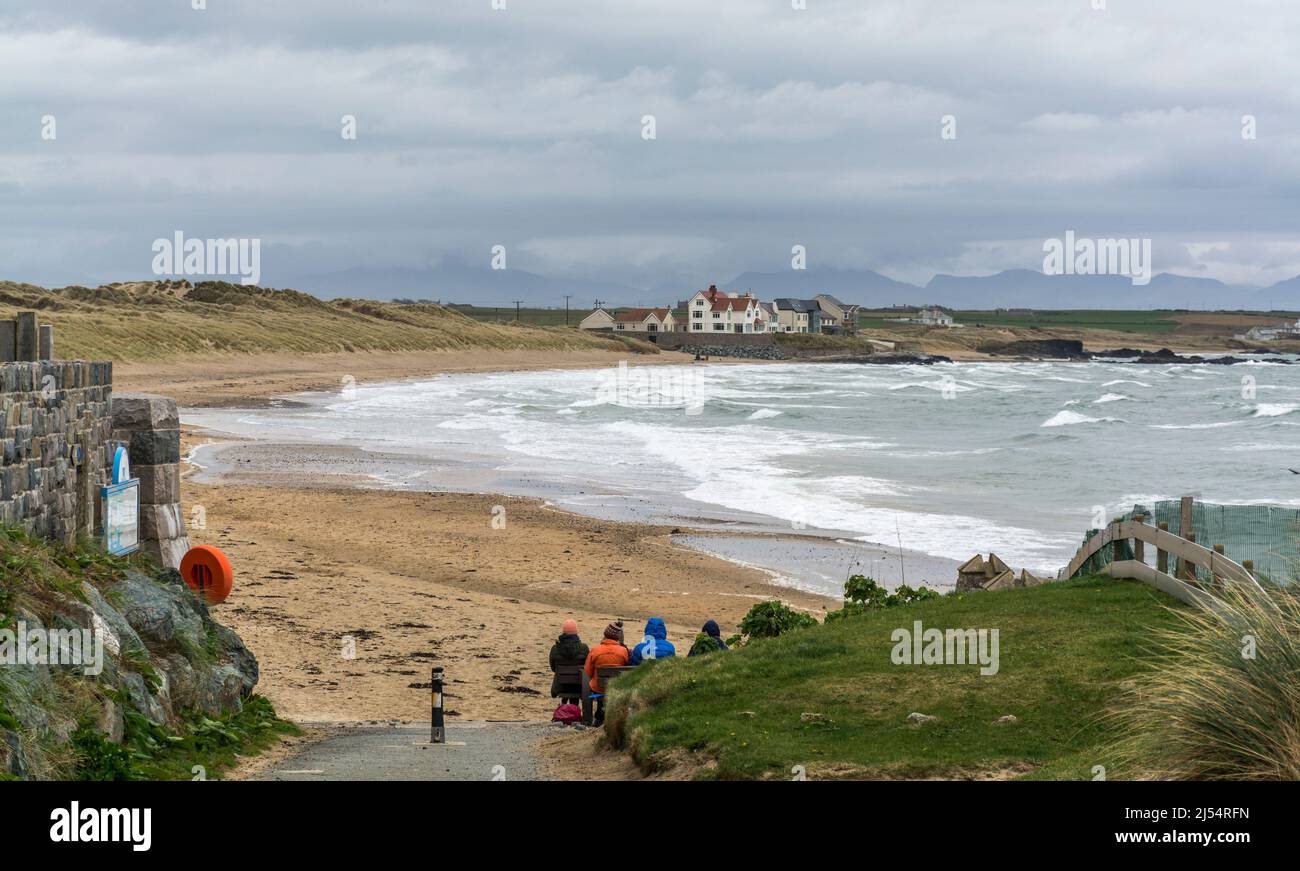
[685,285,764,333]
[773,298,825,333]
[917,307,956,327]
[814,294,861,334]
[613,307,677,334]
[885,307,958,328]
[579,308,615,330]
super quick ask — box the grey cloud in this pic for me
[1,0,1298,296]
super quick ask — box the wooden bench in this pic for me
[580,666,637,725]
[553,663,584,701]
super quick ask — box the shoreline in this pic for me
[179,428,842,726]
[114,344,1273,408]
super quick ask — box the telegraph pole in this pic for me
[564,295,572,325]
[512,300,524,321]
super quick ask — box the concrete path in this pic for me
[254,721,552,781]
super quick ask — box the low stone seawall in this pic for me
[656,332,776,351]
[0,360,113,543]
[670,343,791,360]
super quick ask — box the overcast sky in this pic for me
[2,0,1299,294]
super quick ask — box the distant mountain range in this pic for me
[724,268,1295,311]
[268,262,1300,312]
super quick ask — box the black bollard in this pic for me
[430,666,445,744]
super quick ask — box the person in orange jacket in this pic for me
[583,621,630,726]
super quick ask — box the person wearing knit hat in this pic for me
[549,618,589,705]
[584,619,631,725]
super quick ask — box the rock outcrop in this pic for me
[0,565,257,780]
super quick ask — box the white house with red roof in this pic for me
[684,284,766,334]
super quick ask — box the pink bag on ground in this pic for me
[552,703,582,725]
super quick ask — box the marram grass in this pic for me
[1108,580,1300,780]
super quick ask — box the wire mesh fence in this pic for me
[1075,500,1300,586]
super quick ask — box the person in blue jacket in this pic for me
[629,617,675,664]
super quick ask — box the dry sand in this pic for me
[181,440,835,725]
[118,348,704,407]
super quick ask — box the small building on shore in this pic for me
[773,298,825,333]
[613,307,677,334]
[579,308,615,330]
[814,294,861,334]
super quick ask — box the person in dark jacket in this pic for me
[629,617,675,664]
[688,619,729,656]
[549,619,589,704]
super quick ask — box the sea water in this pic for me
[186,358,1300,578]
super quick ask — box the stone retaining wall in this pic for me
[0,360,114,543]
[656,331,776,351]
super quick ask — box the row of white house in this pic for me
[578,285,865,335]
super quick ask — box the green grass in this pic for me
[603,576,1184,780]
[857,309,1180,333]
[772,332,880,353]
[75,695,298,781]
[1108,581,1300,780]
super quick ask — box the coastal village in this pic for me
[578,284,958,337]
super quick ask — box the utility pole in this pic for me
[512,300,524,321]
[563,295,572,325]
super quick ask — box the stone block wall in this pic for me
[0,360,114,543]
[656,331,776,351]
[111,393,188,568]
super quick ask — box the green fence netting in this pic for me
[1075,501,1300,586]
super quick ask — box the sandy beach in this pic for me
[117,348,705,407]
[181,430,837,724]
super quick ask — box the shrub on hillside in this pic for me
[738,600,817,639]
[826,575,941,621]
[1108,581,1300,779]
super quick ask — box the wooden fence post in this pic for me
[1133,514,1146,563]
[1157,521,1169,575]
[1181,532,1198,580]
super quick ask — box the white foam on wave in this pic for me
[1102,379,1151,388]
[1221,441,1300,452]
[1253,403,1299,418]
[1149,421,1241,430]
[1041,410,1124,427]
[748,408,783,420]
[1093,393,1129,404]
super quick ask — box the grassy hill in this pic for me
[0,280,652,362]
[603,576,1184,780]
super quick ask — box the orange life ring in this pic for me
[180,545,234,604]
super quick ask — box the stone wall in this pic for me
[0,360,114,543]
[112,394,188,568]
[656,331,776,351]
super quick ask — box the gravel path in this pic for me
[252,721,553,781]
